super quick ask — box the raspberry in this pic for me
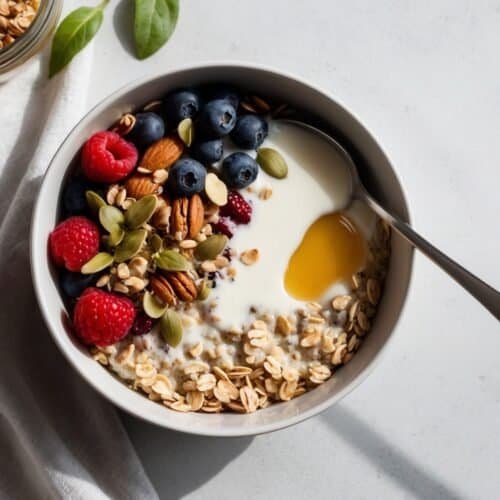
[219,191,252,224]
[131,313,154,336]
[49,216,100,271]
[81,131,138,183]
[212,216,236,238]
[73,288,136,346]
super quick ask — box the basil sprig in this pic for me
[48,0,180,77]
[134,0,179,59]
[49,0,109,78]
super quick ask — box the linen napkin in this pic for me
[0,47,158,499]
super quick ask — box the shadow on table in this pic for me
[120,412,253,500]
[322,406,464,500]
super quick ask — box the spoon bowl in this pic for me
[281,118,500,322]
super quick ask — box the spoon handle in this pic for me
[362,192,500,321]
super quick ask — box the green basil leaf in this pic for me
[49,1,108,78]
[134,0,179,60]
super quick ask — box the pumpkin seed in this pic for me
[80,252,114,274]
[108,226,125,247]
[160,309,183,347]
[205,172,228,206]
[155,249,190,271]
[114,229,147,263]
[197,279,210,301]
[256,147,288,179]
[150,233,163,253]
[177,118,193,146]
[194,234,228,261]
[143,291,168,318]
[86,190,106,216]
[125,195,157,229]
[99,205,124,233]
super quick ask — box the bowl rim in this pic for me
[30,61,414,436]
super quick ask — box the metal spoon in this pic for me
[280,119,500,321]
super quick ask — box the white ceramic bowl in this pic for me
[31,63,413,436]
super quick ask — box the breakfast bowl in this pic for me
[31,63,413,436]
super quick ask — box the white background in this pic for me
[88,1,500,498]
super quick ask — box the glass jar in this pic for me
[0,0,62,82]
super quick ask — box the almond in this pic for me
[140,136,184,171]
[166,271,197,302]
[125,174,160,199]
[150,274,177,306]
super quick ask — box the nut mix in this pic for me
[50,85,391,414]
[0,0,39,50]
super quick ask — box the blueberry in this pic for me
[230,114,268,150]
[126,112,165,150]
[60,271,97,298]
[198,100,237,138]
[163,89,200,125]
[62,177,94,216]
[221,152,259,189]
[168,159,206,197]
[205,85,240,110]
[191,139,224,165]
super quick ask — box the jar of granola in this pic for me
[0,0,62,82]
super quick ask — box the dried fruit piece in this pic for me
[204,172,228,206]
[160,309,183,347]
[194,234,228,261]
[256,147,288,179]
[125,194,157,229]
[155,249,190,272]
[140,136,184,171]
[81,252,114,274]
[143,291,168,318]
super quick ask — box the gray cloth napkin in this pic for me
[0,49,158,500]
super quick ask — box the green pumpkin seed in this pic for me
[155,249,190,271]
[143,291,168,318]
[256,147,288,179]
[114,229,147,263]
[150,233,163,253]
[177,118,193,146]
[108,226,125,247]
[81,252,114,274]
[160,309,183,347]
[86,190,106,216]
[125,195,157,229]
[194,234,228,261]
[197,280,210,301]
[99,205,125,233]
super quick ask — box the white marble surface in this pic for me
[88,1,500,498]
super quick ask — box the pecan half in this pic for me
[187,194,204,238]
[170,194,204,239]
[166,271,197,302]
[150,274,177,306]
[125,174,160,199]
